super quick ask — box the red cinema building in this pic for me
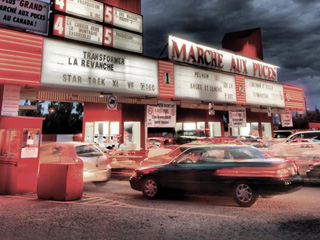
[0,0,305,195]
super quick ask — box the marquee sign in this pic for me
[53,14,143,53]
[245,78,285,108]
[104,5,143,33]
[41,38,157,96]
[53,0,142,33]
[168,35,278,82]
[174,65,237,103]
[54,0,104,22]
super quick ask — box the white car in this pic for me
[40,142,111,184]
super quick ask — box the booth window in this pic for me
[0,129,20,158]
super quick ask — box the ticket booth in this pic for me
[0,116,43,194]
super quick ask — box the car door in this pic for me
[160,148,205,192]
[194,149,230,194]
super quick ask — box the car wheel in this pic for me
[233,183,258,207]
[142,177,160,199]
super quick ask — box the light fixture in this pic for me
[99,92,112,97]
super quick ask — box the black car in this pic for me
[306,163,320,182]
[130,145,303,207]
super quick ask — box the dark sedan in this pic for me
[306,163,320,182]
[130,145,303,207]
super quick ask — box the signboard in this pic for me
[104,5,143,33]
[229,108,247,128]
[53,14,103,45]
[174,65,237,103]
[158,61,175,98]
[0,0,49,34]
[281,110,293,127]
[146,102,176,128]
[54,0,104,22]
[168,35,278,81]
[235,75,246,105]
[106,27,143,53]
[107,95,117,110]
[208,103,215,115]
[53,14,143,53]
[21,129,40,158]
[118,97,158,105]
[37,90,108,103]
[180,102,208,110]
[41,38,157,95]
[245,78,285,108]
[1,85,20,116]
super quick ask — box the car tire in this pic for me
[93,181,109,187]
[142,177,161,199]
[233,183,258,207]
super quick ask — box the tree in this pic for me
[42,102,83,134]
[20,101,83,134]
[19,100,43,117]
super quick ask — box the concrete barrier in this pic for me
[37,162,83,201]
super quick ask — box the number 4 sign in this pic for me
[53,14,65,37]
[55,0,66,12]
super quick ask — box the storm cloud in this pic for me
[141,0,320,109]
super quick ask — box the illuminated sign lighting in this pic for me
[41,38,156,95]
[168,35,279,82]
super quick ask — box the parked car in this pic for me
[130,145,303,207]
[40,142,111,184]
[273,130,295,143]
[139,141,217,167]
[306,163,320,182]
[283,130,320,143]
[147,137,178,149]
[266,140,320,176]
[106,149,149,177]
[175,129,207,144]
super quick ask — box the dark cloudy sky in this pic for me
[141,0,320,110]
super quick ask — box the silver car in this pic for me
[40,142,111,184]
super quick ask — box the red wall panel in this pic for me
[99,0,141,14]
[83,102,122,123]
[0,28,43,86]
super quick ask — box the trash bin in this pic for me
[37,162,83,201]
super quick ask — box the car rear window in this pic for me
[228,147,271,159]
[76,145,103,157]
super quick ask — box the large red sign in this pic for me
[0,28,43,86]
[158,61,175,98]
[283,85,305,111]
[235,75,246,105]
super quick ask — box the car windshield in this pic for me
[76,144,103,157]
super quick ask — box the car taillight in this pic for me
[276,168,290,178]
[106,157,112,164]
[74,158,81,163]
